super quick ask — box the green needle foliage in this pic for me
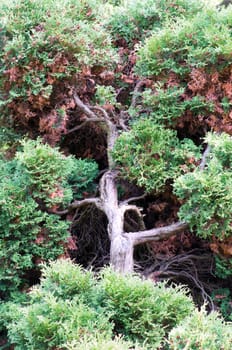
[174,132,232,240]
[0,0,117,111]
[0,138,98,296]
[139,86,215,125]
[0,259,193,350]
[1,259,231,350]
[99,268,194,349]
[168,308,232,350]
[136,7,232,77]
[105,0,204,46]
[113,119,201,193]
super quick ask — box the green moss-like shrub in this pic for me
[99,268,194,349]
[2,260,232,349]
[105,0,203,46]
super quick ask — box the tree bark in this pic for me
[68,94,190,273]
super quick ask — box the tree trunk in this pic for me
[110,234,134,273]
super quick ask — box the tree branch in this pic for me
[199,144,211,171]
[49,198,102,215]
[120,194,146,205]
[73,94,98,119]
[65,117,104,135]
[131,221,188,246]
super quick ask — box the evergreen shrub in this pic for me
[0,139,98,295]
[105,0,203,46]
[2,260,231,349]
[174,132,232,240]
[1,259,194,349]
[113,119,201,192]
[136,7,232,77]
[168,308,232,350]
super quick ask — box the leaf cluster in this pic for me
[113,119,201,193]
[211,287,232,321]
[2,259,231,349]
[1,259,194,349]
[136,7,232,77]
[168,307,232,350]
[174,132,232,240]
[0,138,98,295]
[139,85,214,125]
[0,0,117,131]
[104,0,203,46]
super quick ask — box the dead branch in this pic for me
[199,144,211,171]
[50,197,102,215]
[120,193,146,205]
[73,94,98,119]
[132,222,189,246]
[65,118,105,135]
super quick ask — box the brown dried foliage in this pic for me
[175,66,232,136]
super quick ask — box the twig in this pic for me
[49,198,102,215]
[65,117,104,135]
[120,193,146,205]
[73,94,98,119]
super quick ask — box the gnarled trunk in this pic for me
[110,234,134,273]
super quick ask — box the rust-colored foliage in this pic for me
[210,236,232,258]
[176,66,232,135]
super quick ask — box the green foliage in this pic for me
[2,259,196,350]
[168,307,232,350]
[67,158,99,198]
[64,336,143,350]
[99,268,194,349]
[174,132,232,240]
[113,119,201,192]
[0,159,68,295]
[212,288,232,321]
[0,0,117,108]
[139,86,214,124]
[38,259,95,301]
[136,6,232,77]
[0,139,98,295]
[2,260,231,349]
[105,0,203,46]
[95,84,118,106]
[16,138,73,206]
[0,127,21,158]
[7,297,112,350]
[16,138,98,205]
[214,256,232,279]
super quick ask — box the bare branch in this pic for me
[49,198,102,215]
[65,117,104,135]
[132,221,188,246]
[73,94,98,119]
[72,94,118,168]
[199,144,211,171]
[91,105,110,121]
[120,193,146,205]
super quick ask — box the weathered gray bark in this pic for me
[66,94,189,273]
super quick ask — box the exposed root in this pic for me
[142,249,217,310]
